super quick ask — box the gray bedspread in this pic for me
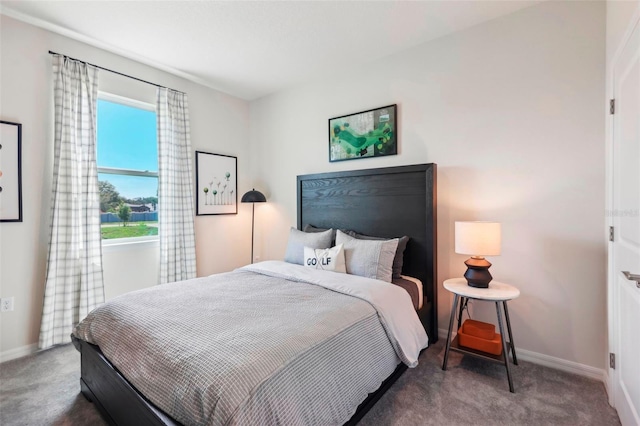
[73,266,403,426]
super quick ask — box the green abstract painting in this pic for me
[329,104,396,162]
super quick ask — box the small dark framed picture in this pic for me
[329,104,397,162]
[0,120,23,222]
[195,151,237,215]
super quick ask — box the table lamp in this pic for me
[455,221,501,288]
[241,189,266,264]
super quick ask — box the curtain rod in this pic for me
[48,50,186,95]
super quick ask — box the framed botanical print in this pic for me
[0,120,23,222]
[195,151,237,215]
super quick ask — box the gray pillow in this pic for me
[347,231,410,279]
[335,230,398,283]
[303,224,337,245]
[284,227,333,265]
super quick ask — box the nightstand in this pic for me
[442,277,520,393]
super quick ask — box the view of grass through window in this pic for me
[97,96,158,240]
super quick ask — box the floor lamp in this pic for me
[241,189,266,264]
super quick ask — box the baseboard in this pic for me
[0,343,38,364]
[438,328,607,384]
[516,348,606,383]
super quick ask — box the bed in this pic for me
[73,163,437,425]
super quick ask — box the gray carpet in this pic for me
[0,340,619,426]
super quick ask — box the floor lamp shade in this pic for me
[455,221,501,288]
[241,189,266,264]
[241,190,266,203]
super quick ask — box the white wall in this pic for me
[0,15,252,359]
[250,1,607,369]
[0,1,611,370]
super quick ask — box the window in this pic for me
[97,93,158,242]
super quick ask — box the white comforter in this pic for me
[241,260,429,367]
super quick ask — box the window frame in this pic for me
[97,92,159,247]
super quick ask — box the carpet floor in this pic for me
[0,340,620,426]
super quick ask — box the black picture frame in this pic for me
[195,151,238,215]
[328,104,397,162]
[0,120,23,222]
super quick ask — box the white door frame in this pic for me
[606,1,640,409]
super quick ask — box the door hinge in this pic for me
[610,99,615,115]
[610,353,615,369]
[609,226,614,242]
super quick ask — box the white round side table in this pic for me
[442,278,520,393]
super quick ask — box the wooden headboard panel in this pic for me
[297,163,438,342]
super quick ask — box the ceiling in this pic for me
[1,1,540,100]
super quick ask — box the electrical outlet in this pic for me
[1,297,14,312]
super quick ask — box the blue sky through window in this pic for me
[97,99,158,200]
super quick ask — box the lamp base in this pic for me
[464,257,493,288]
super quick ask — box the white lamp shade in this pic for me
[455,221,501,256]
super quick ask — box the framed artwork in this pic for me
[0,120,23,222]
[195,151,237,215]
[329,104,397,162]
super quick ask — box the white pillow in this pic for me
[335,230,398,283]
[284,227,333,265]
[303,244,346,273]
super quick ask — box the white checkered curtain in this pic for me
[39,55,104,349]
[157,88,197,284]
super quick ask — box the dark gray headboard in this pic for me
[297,163,438,342]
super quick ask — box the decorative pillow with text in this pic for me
[303,244,346,273]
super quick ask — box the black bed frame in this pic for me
[77,163,437,425]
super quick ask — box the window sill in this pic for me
[102,236,159,253]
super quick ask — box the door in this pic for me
[610,11,640,426]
